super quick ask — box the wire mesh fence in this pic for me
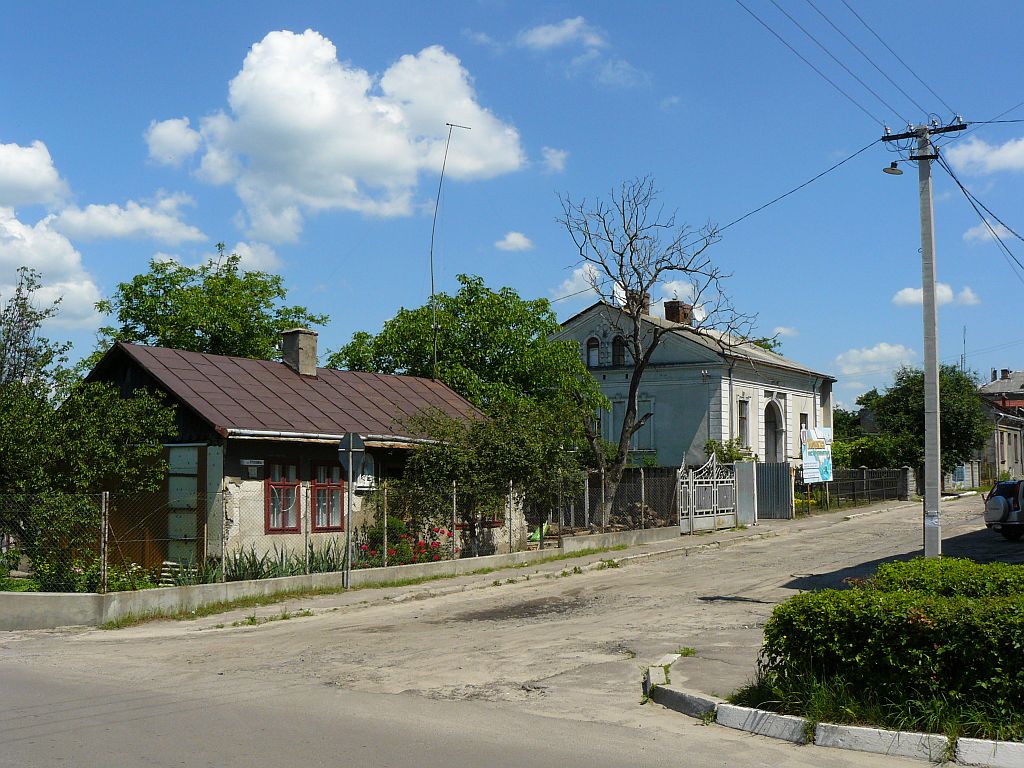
[794,467,903,514]
[2,470,682,593]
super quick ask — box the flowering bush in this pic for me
[354,516,455,569]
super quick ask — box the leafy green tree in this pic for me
[94,245,328,361]
[867,365,989,475]
[0,267,69,386]
[832,407,861,440]
[704,438,750,463]
[328,274,603,415]
[401,398,588,553]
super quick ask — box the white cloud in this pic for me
[495,231,533,252]
[659,280,695,302]
[0,208,100,328]
[145,118,202,167]
[183,30,524,242]
[957,286,980,306]
[659,95,681,113]
[595,58,649,89]
[463,29,503,51]
[840,380,866,391]
[0,140,68,207]
[52,192,205,244]
[229,240,280,270]
[835,342,915,377]
[773,326,798,337]
[541,146,568,174]
[556,263,600,300]
[517,17,605,50]
[891,283,978,307]
[946,135,1024,175]
[964,221,1010,242]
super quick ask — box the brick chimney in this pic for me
[281,328,318,376]
[1002,368,1012,380]
[992,368,998,382]
[624,290,651,315]
[664,300,694,326]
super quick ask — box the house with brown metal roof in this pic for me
[87,329,481,568]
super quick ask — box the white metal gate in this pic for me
[679,454,736,533]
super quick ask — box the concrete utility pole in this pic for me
[882,119,965,558]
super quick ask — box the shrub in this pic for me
[754,561,1024,741]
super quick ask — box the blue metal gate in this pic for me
[756,462,794,520]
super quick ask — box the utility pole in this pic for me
[881,119,965,558]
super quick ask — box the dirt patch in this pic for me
[448,597,582,623]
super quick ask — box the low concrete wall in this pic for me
[560,526,680,553]
[0,591,104,631]
[1,544,574,631]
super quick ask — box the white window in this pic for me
[738,400,750,447]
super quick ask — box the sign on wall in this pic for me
[801,427,833,483]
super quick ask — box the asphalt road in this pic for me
[1,495,1013,768]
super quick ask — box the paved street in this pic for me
[2,495,1015,768]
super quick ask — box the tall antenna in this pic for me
[429,121,470,380]
[961,325,966,373]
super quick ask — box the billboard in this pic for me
[801,427,833,483]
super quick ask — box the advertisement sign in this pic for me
[801,427,833,483]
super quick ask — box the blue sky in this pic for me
[2,1,1023,407]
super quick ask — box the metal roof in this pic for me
[101,342,481,441]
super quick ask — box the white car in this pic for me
[984,481,1024,541]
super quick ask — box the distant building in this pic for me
[556,300,834,468]
[979,368,1024,480]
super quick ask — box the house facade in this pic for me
[978,368,1024,480]
[87,330,492,568]
[556,301,834,468]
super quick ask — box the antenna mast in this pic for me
[429,121,470,380]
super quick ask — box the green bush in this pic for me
[866,557,1024,598]
[753,561,1024,741]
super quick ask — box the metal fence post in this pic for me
[640,467,646,530]
[99,491,109,595]
[382,482,388,569]
[304,485,311,575]
[600,467,607,530]
[508,480,513,554]
[221,492,227,583]
[452,480,457,560]
[584,473,590,529]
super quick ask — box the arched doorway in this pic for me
[764,401,785,462]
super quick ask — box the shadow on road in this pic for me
[781,524,1024,592]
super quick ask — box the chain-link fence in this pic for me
[2,471,681,593]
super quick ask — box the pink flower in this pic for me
[432,527,439,533]
[431,541,439,548]
[360,545,368,551]
[447,531,453,537]
[388,549,395,556]
[370,550,377,556]
[433,554,440,561]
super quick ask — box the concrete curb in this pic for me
[642,653,1020,766]
[814,723,948,761]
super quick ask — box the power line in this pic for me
[839,0,955,116]
[552,139,880,304]
[733,0,885,126]
[768,0,908,124]
[803,0,929,118]
[935,154,1024,285]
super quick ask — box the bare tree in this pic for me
[559,176,754,519]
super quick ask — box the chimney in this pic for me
[281,328,318,376]
[624,290,651,315]
[992,368,998,382]
[664,300,694,326]
[1002,369,1012,380]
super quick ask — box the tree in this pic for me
[328,274,603,415]
[400,397,587,554]
[0,267,69,386]
[867,365,989,475]
[559,176,753,514]
[94,245,328,361]
[832,407,861,440]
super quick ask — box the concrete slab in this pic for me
[956,737,1024,768]
[813,723,948,761]
[716,704,808,743]
[649,685,720,718]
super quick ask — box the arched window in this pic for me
[612,336,626,366]
[586,337,600,367]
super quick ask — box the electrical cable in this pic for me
[803,0,929,119]
[839,0,956,116]
[552,139,880,304]
[936,154,1024,284]
[733,0,885,127]
[768,0,908,125]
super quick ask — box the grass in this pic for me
[99,544,630,630]
[729,672,1024,745]
[677,646,696,657]
[0,576,39,592]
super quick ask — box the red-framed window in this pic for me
[311,464,344,531]
[265,462,300,533]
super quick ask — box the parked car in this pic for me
[984,480,1024,541]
